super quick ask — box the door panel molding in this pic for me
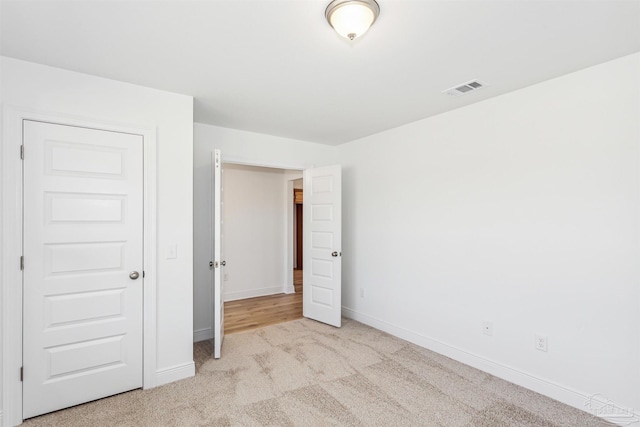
[1,106,158,426]
[303,165,342,328]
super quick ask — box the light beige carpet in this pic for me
[24,318,610,426]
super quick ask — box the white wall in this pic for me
[194,123,335,170]
[193,123,333,341]
[223,164,288,301]
[4,49,633,424]
[337,53,640,413]
[0,57,194,423]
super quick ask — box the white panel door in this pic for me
[23,121,143,418]
[212,150,225,358]
[303,165,342,328]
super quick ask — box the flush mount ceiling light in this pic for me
[325,0,380,41]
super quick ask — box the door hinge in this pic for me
[20,145,24,160]
[20,367,23,382]
[20,256,24,271]
[142,271,145,278]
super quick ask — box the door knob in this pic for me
[129,271,140,280]
[221,261,226,266]
[331,251,338,257]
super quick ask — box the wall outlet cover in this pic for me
[483,321,493,336]
[535,334,548,352]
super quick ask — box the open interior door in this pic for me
[212,149,225,358]
[303,165,342,327]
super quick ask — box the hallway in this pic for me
[224,270,303,334]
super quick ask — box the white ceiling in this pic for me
[1,1,639,145]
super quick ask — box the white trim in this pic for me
[1,106,158,426]
[2,107,25,427]
[342,306,637,423]
[224,286,285,302]
[194,328,213,343]
[156,362,195,387]
[142,124,158,389]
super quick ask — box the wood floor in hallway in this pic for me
[224,269,303,334]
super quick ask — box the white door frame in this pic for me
[1,106,158,426]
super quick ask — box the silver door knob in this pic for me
[331,251,338,257]
[221,261,226,266]
[129,271,140,280]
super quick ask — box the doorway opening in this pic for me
[220,164,304,334]
[199,152,342,359]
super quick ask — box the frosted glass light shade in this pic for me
[326,0,380,41]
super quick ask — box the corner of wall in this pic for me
[193,328,213,343]
[156,362,195,387]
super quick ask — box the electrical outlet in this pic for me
[360,288,365,298]
[535,334,548,352]
[482,321,493,336]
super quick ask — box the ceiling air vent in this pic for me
[443,80,487,96]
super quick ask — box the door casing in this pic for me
[1,107,158,426]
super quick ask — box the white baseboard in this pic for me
[194,327,213,342]
[342,307,639,425]
[224,286,283,302]
[156,361,195,387]
[284,285,295,294]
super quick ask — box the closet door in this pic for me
[23,120,144,418]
